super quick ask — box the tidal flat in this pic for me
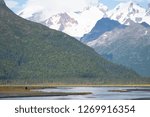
[0,85,150,100]
[0,86,92,99]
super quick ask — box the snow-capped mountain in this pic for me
[81,2,150,43]
[19,4,108,38]
[41,12,78,32]
[18,1,150,38]
[107,1,150,25]
[15,1,150,77]
[87,23,150,76]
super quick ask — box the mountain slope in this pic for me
[88,23,150,77]
[81,18,125,43]
[0,0,146,85]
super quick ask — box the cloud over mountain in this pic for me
[5,0,18,8]
[114,0,143,2]
[21,0,100,16]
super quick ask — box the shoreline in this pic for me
[0,86,92,99]
[0,85,92,99]
[0,92,92,99]
[0,84,150,88]
[0,85,150,99]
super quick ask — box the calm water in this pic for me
[4,87,150,100]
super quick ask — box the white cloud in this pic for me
[22,0,100,15]
[114,0,143,3]
[5,0,18,9]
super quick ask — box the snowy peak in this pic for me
[18,3,108,38]
[18,1,150,38]
[42,5,107,37]
[82,3,108,13]
[42,12,78,31]
[108,1,146,25]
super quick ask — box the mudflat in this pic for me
[0,86,92,99]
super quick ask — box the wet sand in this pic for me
[0,86,91,99]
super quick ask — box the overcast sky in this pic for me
[4,0,150,13]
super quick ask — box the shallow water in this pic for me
[3,87,150,100]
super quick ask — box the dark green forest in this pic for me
[0,0,149,85]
